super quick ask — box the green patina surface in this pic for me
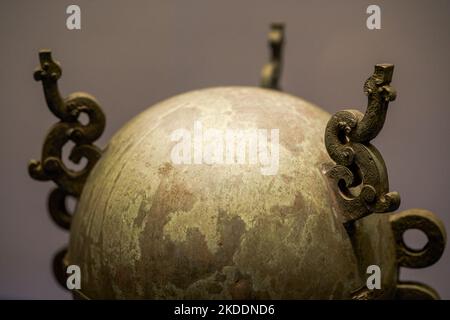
[68,87,397,299]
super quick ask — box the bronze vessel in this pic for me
[29,24,446,300]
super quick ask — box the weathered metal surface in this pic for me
[29,50,105,287]
[324,64,400,223]
[260,23,284,90]
[68,87,398,299]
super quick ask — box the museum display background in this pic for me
[1,0,449,299]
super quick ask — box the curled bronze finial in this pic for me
[53,247,69,288]
[390,209,446,269]
[389,208,446,300]
[324,64,400,223]
[29,50,105,288]
[260,23,284,90]
[29,50,105,202]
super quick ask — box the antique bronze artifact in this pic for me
[29,24,446,299]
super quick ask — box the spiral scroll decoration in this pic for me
[260,23,284,91]
[390,209,446,299]
[324,64,400,223]
[28,50,105,287]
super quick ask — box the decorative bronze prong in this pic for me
[324,64,400,223]
[29,50,105,201]
[260,23,284,90]
[29,50,106,289]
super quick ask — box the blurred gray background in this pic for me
[1,0,449,299]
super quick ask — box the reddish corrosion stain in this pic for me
[229,278,253,299]
[270,192,306,220]
[135,169,248,296]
